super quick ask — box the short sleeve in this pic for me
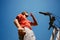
[16,14,21,20]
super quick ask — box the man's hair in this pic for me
[22,11,28,15]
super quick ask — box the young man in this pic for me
[39,12,60,40]
[39,12,56,30]
[14,11,38,40]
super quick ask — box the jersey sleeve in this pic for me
[16,14,21,20]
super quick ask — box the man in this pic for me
[39,12,60,40]
[14,11,38,40]
[39,12,56,30]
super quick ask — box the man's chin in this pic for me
[26,15,28,17]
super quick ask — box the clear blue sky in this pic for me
[0,0,60,40]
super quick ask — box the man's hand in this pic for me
[30,13,33,17]
[18,28,26,37]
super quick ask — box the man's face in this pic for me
[24,12,29,17]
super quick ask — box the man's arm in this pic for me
[14,19,22,29]
[49,15,51,20]
[39,12,51,16]
[30,13,38,26]
[14,19,26,36]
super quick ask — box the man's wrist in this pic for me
[18,28,24,30]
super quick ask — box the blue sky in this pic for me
[0,0,60,40]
